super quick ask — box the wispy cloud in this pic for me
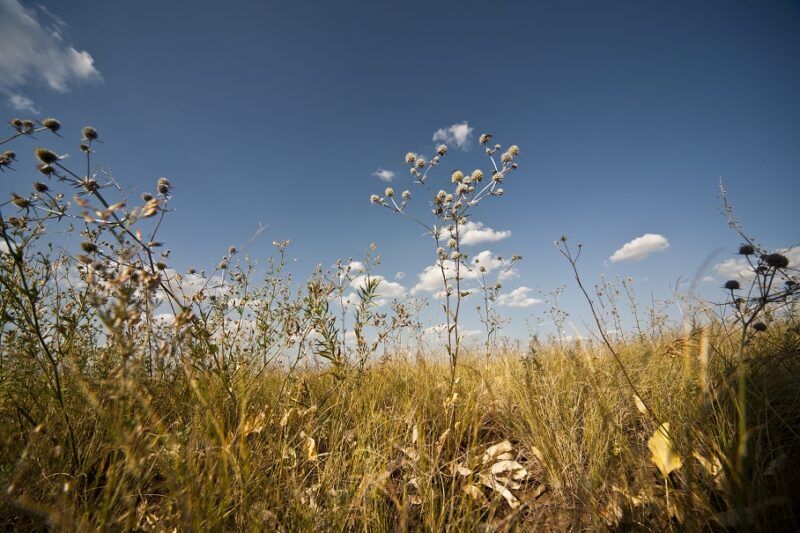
[459,221,511,246]
[0,0,101,111]
[372,168,395,182]
[496,286,542,308]
[395,271,405,280]
[610,233,670,263]
[432,121,473,149]
[7,93,37,113]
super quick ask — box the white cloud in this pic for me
[459,221,511,246]
[496,286,542,308]
[411,250,503,294]
[423,323,481,341]
[346,261,365,273]
[713,248,799,283]
[701,276,715,283]
[8,93,37,113]
[372,168,395,182]
[432,121,473,149]
[395,271,405,280]
[343,274,407,306]
[0,1,101,110]
[610,233,670,263]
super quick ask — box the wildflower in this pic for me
[501,150,513,163]
[80,143,91,153]
[479,133,492,145]
[157,177,171,194]
[764,253,789,269]
[451,170,464,183]
[416,158,426,168]
[456,183,469,195]
[81,241,98,253]
[451,251,462,260]
[492,171,503,182]
[385,187,394,197]
[218,261,228,270]
[34,147,59,164]
[401,190,411,200]
[37,163,55,175]
[41,118,61,132]
[447,238,457,248]
[437,144,448,156]
[508,145,520,156]
[738,244,755,255]
[471,169,483,182]
[370,194,380,203]
[405,152,416,164]
[33,182,49,193]
[437,247,445,255]
[11,194,30,209]
[445,194,454,203]
[435,190,447,203]
[81,126,98,141]
[724,280,740,290]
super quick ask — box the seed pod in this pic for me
[81,126,98,141]
[724,280,740,290]
[34,147,59,164]
[41,118,61,132]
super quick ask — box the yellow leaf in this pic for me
[648,423,682,477]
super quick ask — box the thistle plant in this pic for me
[370,134,521,393]
[475,253,521,357]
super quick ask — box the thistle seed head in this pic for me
[81,126,98,141]
[41,118,61,132]
[724,280,740,290]
[34,147,59,164]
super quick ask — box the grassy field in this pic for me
[1,119,798,531]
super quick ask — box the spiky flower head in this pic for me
[471,169,484,182]
[370,194,380,204]
[385,187,394,197]
[738,244,755,255]
[37,163,54,175]
[447,238,457,248]
[508,145,520,156]
[81,241,98,253]
[81,126,98,141]
[402,190,411,200]
[11,194,30,209]
[456,183,469,195]
[437,144,448,156]
[724,280,740,290]
[416,158,425,168]
[33,182,49,193]
[501,150,513,163]
[34,147,59,164]
[141,193,153,202]
[753,322,767,332]
[451,170,464,183]
[436,190,447,202]
[479,133,492,145]
[157,177,171,194]
[405,152,416,164]
[765,253,789,269]
[41,118,61,132]
[492,171,503,182]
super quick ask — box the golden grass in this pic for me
[2,324,798,531]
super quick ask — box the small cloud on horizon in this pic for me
[610,233,670,263]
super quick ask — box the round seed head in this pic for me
[385,187,394,197]
[37,163,55,175]
[451,170,464,183]
[141,193,153,202]
[765,253,789,269]
[228,246,237,254]
[508,145,520,156]
[436,144,448,156]
[81,241,98,253]
[471,169,483,181]
[724,280,740,290]
[370,194,379,204]
[41,118,61,132]
[738,244,755,255]
[752,322,767,332]
[405,152,416,164]
[401,190,411,200]
[81,126,98,141]
[11,118,23,128]
[479,133,492,145]
[11,194,30,209]
[157,177,171,194]
[34,147,59,164]
[33,182,49,193]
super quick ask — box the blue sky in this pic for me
[2,0,799,340]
